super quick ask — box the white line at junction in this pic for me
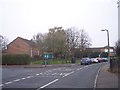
[37,79,59,90]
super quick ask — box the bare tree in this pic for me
[78,29,91,58]
[65,27,79,57]
[0,35,8,51]
[65,28,91,58]
[79,29,91,51]
[32,33,47,53]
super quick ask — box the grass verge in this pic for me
[31,58,80,65]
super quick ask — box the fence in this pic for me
[110,57,120,73]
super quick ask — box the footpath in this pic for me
[1,64,76,68]
[96,64,119,89]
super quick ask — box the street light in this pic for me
[101,29,110,60]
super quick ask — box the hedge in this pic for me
[2,54,31,65]
[110,57,120,73]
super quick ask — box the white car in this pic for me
[91,58,98,63]
[102,57,108,62]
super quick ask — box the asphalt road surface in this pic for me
[1,62,108,89]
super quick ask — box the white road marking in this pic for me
[77,67,83,71]
[63,71,74,77]
[36,74,40,76]
[2,66,86,87]
[39,73,43,75]
[26,76,33,79]
[13,79,20,82]
[0,84,4,87]
[60,73,64,76]
[94,68,101,88]
[21,78,26,80]
[37,79,59,90]
[5,81,13,85]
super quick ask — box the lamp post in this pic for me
[101,29,110,60]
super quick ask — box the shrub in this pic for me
[2,54,31,65]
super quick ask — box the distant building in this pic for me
[6,37,39,57]
[87,46,114,56]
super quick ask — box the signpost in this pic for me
[43,53,53,66]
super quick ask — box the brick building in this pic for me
[6,37,39,57]
[87,46,114,56]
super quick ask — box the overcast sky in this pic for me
[0,0,118,47]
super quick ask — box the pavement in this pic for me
[1,64,77,68]
[96,64,119,89]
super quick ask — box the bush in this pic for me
[2,54,31,65]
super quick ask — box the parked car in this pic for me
[96,57,103,63]
[81,58,92,65]
[102,57,109,62]
[91,58,99,63]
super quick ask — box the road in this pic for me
[1,62,108,89]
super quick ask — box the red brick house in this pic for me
[6,37,40,57]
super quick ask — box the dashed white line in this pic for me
[26,76,33,79]
[5,81,13,85]
[21,78,26,80]
[36,74,40,76]
[13,79,20,82]
[37,79,59,90]
[0,84,4,87]
[39,73,43,74]
[60,73,64,76]
[2,66,87,87]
